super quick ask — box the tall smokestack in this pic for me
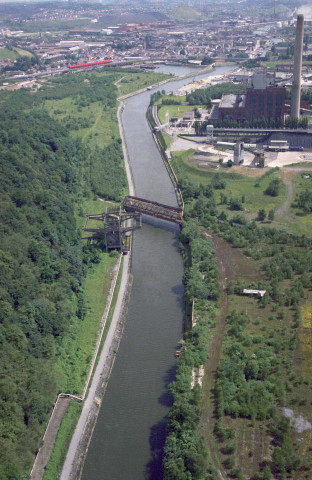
[290,14,304,119]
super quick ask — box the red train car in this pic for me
[67,60,113,69]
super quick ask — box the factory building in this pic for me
[217,70,285,124]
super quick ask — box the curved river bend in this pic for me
[82,65,233,480]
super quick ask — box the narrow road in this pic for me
[276,168,295,220]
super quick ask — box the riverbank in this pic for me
[60,257,132,479]
[117,63,217,101]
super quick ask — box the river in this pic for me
[81,65,233,480]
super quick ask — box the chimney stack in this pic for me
[290,14,304,119]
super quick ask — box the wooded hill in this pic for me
[0,72,127,478]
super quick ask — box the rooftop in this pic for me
[219,94,246,109]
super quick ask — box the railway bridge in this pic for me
[83,196,183,252]
[123,195,183,225]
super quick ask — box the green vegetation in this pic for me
[186,82,246,107]
[169,144,312,478]
[0,66,169,478]
[43,402,81,480]
[159,131,173,150]
[171,150,286,220]
[0,46,18,60]
[171,6,202,21]
[158,104,192,124]
[164,225,219,480]
[0,101,88,478]
[118,71,172,96]
[43,71,128,202]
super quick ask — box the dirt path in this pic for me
[276,168,295,220]
[199,234,238,477]
[199,234,259,477]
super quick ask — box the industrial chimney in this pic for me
[290,14,304,119]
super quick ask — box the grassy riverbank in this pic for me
[43,402,82,480]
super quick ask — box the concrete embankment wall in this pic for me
[146,106,184,211]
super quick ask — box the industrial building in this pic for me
[217,70,286,123]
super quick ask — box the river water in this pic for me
[81,65,233,480]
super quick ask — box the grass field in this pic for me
[45,97,119,150]
[0,47,18,60]
[57,251,116,393]
[15,47,33,57]
[118,71,172,96]
[286,170,312,233]
[171,149,287,218]
[158,104,195,124]
[171,6,202,21]
[159,131,173,149]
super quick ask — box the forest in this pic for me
[0,70,127,478]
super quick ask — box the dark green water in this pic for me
[81,66,233,480]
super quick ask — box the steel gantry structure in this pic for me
[83,197,183,252]
[83,206,141,252]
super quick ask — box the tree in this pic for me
[268,209,275,221]
[257,209,266,221]
[201,56,213,65]
[265,178,281,197]
[229,198,243,211]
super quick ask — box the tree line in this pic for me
[163,223,220,480]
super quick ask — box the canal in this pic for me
[81,65,233,480]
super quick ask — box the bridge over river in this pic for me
[83,196,184,252]
[123,195,183,225]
